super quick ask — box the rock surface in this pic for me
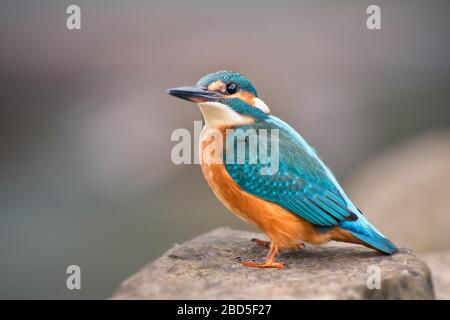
[421,251,450,299]
[112,228,434,299]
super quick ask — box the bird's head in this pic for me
[167,70,270,127]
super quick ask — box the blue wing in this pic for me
[224,116,398,253]
[226,160,357,227]
[224,116,357,227]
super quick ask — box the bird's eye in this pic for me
[226,82,238,95]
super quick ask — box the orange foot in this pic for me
[237,243,287,269]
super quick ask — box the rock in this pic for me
[420,251,450,299]
[345,130,450,253]
[112,228,434,299]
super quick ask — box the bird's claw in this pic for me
[297,242,306,249]
[250,238,270,247]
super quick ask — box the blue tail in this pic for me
[350,230,398,254]
[340,216,398,254]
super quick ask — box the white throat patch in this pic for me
[197,102,254,127]
[253,97,271,114]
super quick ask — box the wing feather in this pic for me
[224,117,359,227]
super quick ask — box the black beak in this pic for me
[167,86,223,103]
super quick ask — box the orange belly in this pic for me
[199,126,360,249]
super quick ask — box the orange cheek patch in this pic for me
[206,83,259,109]
[208,80,226,93]
[224,90,256,106]
[235,91,255,106]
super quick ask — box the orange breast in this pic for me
[198,126,357,248]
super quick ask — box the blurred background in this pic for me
[0,0,449,299]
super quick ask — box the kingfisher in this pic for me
[167,70,398,268]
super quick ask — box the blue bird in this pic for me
[168,70,398,268]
